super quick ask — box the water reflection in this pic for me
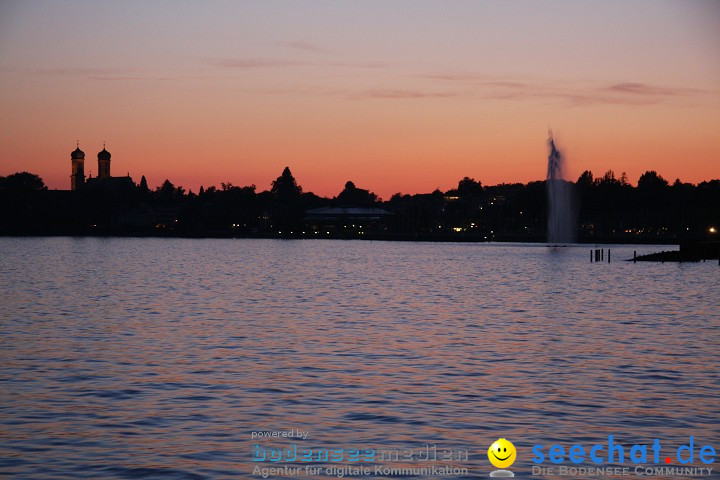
[0,238,718,479]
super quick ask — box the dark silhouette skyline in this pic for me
[1,164,718,244]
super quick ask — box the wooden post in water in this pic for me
[601,249,604,261]
[608,249,611,263]
[590,250,593,263]
[633,251,636,263]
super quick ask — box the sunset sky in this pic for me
[1,0,719,198]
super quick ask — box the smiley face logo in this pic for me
[488,438,517,469]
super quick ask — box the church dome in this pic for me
[71,147,85,159]
[98,148,111,160]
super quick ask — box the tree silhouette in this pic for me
[336,180,378,206]
[270,167,303,233]
[156,179,185,202]
[576,170,594,189]
[638,170,669,190]
[271,167,302,201]
[457,177,483,199]
[0,172,46,191]
[138,175,149,197]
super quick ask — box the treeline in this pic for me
[1,168,718,242]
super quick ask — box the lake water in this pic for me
[1,238,718,479]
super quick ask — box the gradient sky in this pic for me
[1,0,719,198]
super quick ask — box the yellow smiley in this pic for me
[488,438,517,469]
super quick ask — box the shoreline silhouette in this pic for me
[1,165,718,255]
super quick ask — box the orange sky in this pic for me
[1,1,719,199]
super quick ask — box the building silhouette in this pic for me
[70,143,135,191]
[70,144,85,190]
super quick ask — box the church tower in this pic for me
[70,143,85,190]
[97,144,111,179]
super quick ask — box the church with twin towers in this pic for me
[69,143,136,191]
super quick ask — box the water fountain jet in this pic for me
[546,131,575,244]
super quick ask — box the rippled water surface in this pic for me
[1,238,719,479]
